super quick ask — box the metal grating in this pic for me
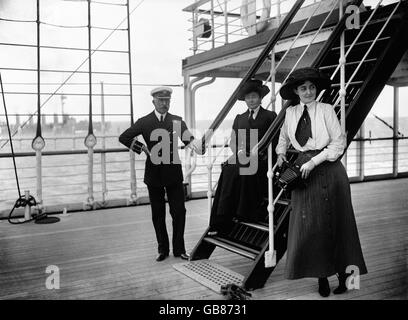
[173,259,244,293]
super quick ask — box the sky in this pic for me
[0,0,407,133]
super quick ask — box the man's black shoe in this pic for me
[156,253,168,262]
[318,277,330,297]
[174,253,190,260]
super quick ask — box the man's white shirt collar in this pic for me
[154,110,167,121]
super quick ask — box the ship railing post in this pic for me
[207,139,213,217]
[224,0,228,44]
[32,0,44,214]
[31,137,45,216]
[35,150,43,212]
[83,135,97,210]
[88,147,94,207]
[358,122,365,181]
[184,146,192,198]
[125,0,137,205]
[128,151,138,204]
[83,0,96,210]
[24,190,31,221]
[192,10,198,54]
[101,151,107,203]
[184,75,196,198]
[32,133,45,215]
[339,0,347,169]
[100,81,107,204]
[211,0,215,48]
[393,86,399,178]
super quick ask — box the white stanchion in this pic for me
[265,145,277,268]
[24,190,31,221]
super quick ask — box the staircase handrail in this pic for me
[255,0,364,155]
[199,0,306,153]
[332,0,403,112]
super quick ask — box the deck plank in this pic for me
[0,178,407,300]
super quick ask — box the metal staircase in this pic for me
[184,0,408,291]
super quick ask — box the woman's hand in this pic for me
[300,160,316,179]
[277,153,287,167]
[189,138,205,155]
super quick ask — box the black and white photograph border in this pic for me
[0,0,407,306]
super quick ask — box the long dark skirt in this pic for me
[209,161,268,234]
[285,159,368,279]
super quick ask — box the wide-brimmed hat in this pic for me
[151,86,173,99]
[279,67,331,100]
[237,79,270,101]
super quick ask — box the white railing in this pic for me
[184,0,356,54]
[331,0,403,112]
[184,0,299,54]
[1,136,407,214]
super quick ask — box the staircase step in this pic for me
[262,198,290,206]
[331,36,390,51]
[238,221,269,232]
[319,58,377,70]
[277,199,290,206]
[366,15,401,26]
[203,236,260,260]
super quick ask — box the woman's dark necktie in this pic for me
[295,105,312,146]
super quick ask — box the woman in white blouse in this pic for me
[276,67,367,298]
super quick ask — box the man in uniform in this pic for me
[119,87,202,261]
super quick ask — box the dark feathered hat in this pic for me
[237,79,270,101]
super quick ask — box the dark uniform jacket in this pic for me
[209,106,278,229]
[119,111,194,187]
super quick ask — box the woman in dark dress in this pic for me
[209,79,277,235]
[276,67,367,297]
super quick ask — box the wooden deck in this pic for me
[0,178,407,300]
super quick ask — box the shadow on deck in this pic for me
[0,178,407,300]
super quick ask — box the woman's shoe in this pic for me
[318,277,330,297]
[333,272,349,294]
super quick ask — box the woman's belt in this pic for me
[300,149,323,157]
[289,148,323,166]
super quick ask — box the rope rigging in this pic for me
[0,0,146,150]
[0,0,146,224]
[1,72,45,224]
